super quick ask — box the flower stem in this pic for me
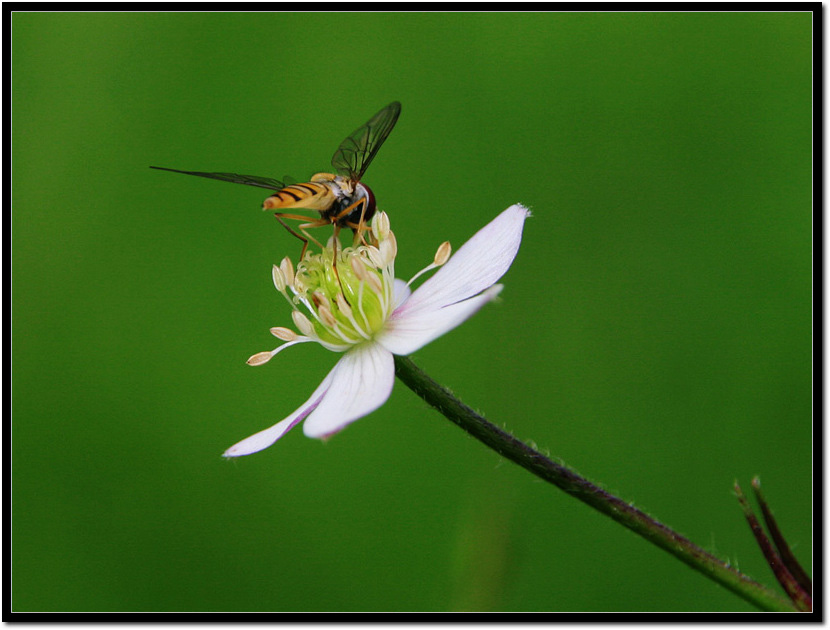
[393,355,796,612]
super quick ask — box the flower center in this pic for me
[271,215,398,351]
[247,211,454,367]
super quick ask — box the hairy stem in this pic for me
[393,355,795,612]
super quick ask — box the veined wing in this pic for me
[331,101,401,182]
[150,166,285,191]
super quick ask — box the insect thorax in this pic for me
[312,175,375,228]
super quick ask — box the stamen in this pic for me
[311,290,332,313]
[364,245,384,269]
[335,293,352,318]
[246,351,274,366]
[379,238,396,267]
[292,310,314,337]
[406,241,452,288]
[298,297,332,333]
[357,276,367,316]
[350,255,369,281]
[272,265,286,292]
[280,256,295,286]
[406,264,436,288]
[247,337,316,365]
[365,269,383,295]
[384,231,398,261]
[318,303,336,327]
[270,327,297,341]
[277,289,297,310]
[373,211,390,240]
[335,292,370,339]
[434,241,452,265]
[262,211,403,354]
[327,320,364,344]
[293,274,307,295]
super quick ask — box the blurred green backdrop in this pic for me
[12,12,812,612]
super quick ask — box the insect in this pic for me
[151,101,402,262]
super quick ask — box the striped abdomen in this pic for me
[262,180,337,212]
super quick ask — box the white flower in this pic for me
[223,204,530,457]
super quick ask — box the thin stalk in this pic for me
[751,477,812,597]
[393,355,796,612]
[735,481,812,611]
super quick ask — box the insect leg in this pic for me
[355,198,372,246]
[329,222,351,302]
[273,212,328,262]
[333,198,371,247]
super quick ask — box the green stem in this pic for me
[393,355,796,612]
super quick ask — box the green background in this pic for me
[12,12,812,612]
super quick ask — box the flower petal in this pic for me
[376,285,503,356]
[395,204,529,317]
[392,278,411,308]
[222,366,336,457]
[302,342,395,439]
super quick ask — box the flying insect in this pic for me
[151,101,401,261]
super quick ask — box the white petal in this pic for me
[396,204,529,317]
[222,368,336,457]
[376,285,503,356]
[392,278,411,309]
[302,342,395,439]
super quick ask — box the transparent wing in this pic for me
[331,101,401,181]
[150,166,285,191]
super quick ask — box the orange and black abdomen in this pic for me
[263,181,336,211]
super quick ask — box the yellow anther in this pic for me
[434,241,452,266]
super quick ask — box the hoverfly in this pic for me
[151,101,401,263]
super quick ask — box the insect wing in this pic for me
[331,101,401,181]
[150,166,285,191]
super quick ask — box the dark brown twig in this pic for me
[751,477,812,598]
[734,481,811,612]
